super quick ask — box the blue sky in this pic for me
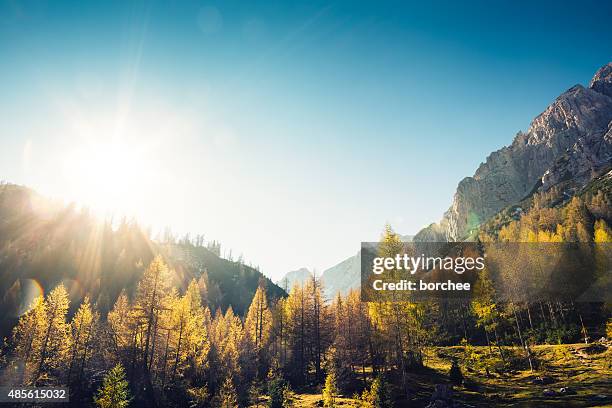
[1,0,611,279]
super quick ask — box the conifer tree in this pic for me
[107,291,140,369]
[12,295,46,384]
[305,274,329,382]
[368,225,424,396]
[245,283,272,350]
[217,377,239,408]
[594,219,612,242]
[68,296,99,382]
[361,375,393,408]
[182,279,211,381]
[322,368,338,407]
[35,284,71,383]
[267,368,287,408]
[284,282,310,383]
[94,363,132,408]
[134,256,172,371]
[471,268,505,362]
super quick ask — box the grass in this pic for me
[261,343,611,407]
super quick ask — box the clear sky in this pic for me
[1,0,611,280]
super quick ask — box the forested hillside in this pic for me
[0,183,285,338]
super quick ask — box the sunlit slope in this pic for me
[0,183,285,336]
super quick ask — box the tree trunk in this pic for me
[513,305,533,372]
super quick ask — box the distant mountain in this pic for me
[0,183,285,336]
[276,267,312,291]
[415,62,612,242]
[311,234,413,299]
[320,252,360,299]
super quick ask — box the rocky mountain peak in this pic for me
[590,62,612,98]
[415,62,612,242]
[526,84,612,146]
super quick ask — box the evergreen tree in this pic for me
[106,291,139,368]
[35,284,71,383]
[267,374,286,408]
[322,368,338,407]
[11,295,46,384]
[471,268,505,362]
[217,377,239,408]
[68,296,99,382]
[94,363,132,408]
[594,219,612,242]
[133,256,172,371]
[361,375,393,408]
[245,283,272,350]
[182,279,211,381]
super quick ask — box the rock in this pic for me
[543,389,557,397]
[590,62,612,97]
[541,123,612,191]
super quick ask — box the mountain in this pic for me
[318,234,413,299]
[0,183,285,336]
[276,267,312,291]
[320,252,360,299]
[415,63,612,242]
[279,254,362,300]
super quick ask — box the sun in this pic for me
[62,139,153,216]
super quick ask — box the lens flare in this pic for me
[17,279,44,316]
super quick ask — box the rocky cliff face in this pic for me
[417,63,612,241]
